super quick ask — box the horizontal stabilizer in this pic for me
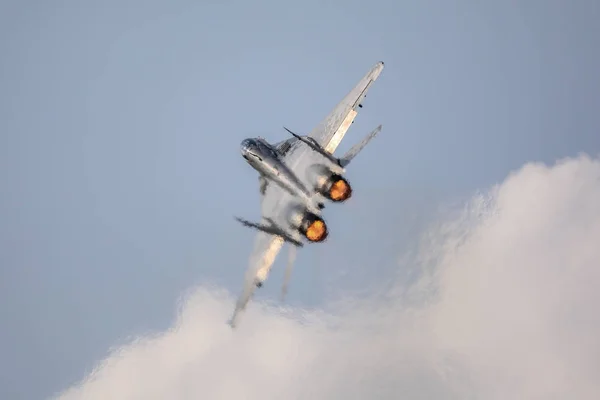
[339,125,382,168]
[235,217,304,247]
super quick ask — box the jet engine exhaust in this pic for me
[309,165,353,203]
[328,176,352,202]
[298,213,328,242]
[318,174,352,202]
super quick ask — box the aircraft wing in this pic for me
[230,61,385,327]
[230,230,284,327]
[310,61,385,153]
[229,189,287,327]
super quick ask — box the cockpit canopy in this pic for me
[240,138,280,160]
[240,138,255,153]
[256,139,279,158]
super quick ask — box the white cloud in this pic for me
[56,154,600,400]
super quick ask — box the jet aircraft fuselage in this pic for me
[240,137,321,211]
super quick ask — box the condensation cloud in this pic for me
[56,154,600,400]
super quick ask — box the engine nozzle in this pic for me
[328,176,352,202]
[299,214,328,242]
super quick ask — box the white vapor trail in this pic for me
[280,244,297,302]
[56,154,600,400]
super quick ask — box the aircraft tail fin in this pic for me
[339,125,382,168]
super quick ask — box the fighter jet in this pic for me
[229,61,385,327]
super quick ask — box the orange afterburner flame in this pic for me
[305,219,328,242]
[329,178,352,201]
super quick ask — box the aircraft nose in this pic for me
[240,139,251,155]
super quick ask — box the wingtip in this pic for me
[370,61,384,78]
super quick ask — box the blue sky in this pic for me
[1,1,599,398]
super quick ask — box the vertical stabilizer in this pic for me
[339,125,382,168]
